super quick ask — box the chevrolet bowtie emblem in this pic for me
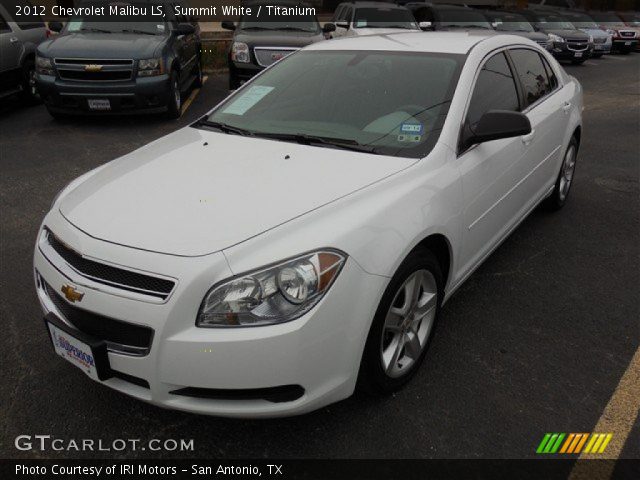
[61,284,84,303]
[84,64,103,72]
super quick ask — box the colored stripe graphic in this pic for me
[537,433,613,454]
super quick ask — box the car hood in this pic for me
[37,33,166,59]
[499,30,548,41]
[544,28,589,39]
[355,27,420,36]
[234,30,325,47]
[59,127,415,256]
[579,27,609,38]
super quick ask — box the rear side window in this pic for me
[509,49,553,107]
[540,54,558,90]
[466,52,520,129]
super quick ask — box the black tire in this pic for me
[165,70,182,119]
[357,247,443,395]
[542,136,579,211]
[192,57,203,88]
[228,71,241,91]
[20,58,40,105]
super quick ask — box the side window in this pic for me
[332,6,343,22]
[540,54,558,91]
[413,7,434,23]
[509,49,552,107]
[341,7,353,23]
[466,52,520,129]
[0,14,10,33]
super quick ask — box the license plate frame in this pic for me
[574,52,583,58]
[88,99,111,111]
[44,313,112,381]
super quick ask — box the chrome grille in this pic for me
[535,39,549,48]
[567,40,589,51]
[619,30,636,38]
[54,58,134,82]
[43,228,175,300]
[254,47,297,67]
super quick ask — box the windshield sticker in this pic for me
[398,134,422,143]
[400,123,424,135]
[157,24,165,32]
[67,20,83,32]
[356,20,367,27]
[222,86,275,115]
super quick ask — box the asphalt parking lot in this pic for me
[1,54,638,461]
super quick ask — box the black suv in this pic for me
[35,0,201,118]
[222,1,333,90]
[513,9,593,64]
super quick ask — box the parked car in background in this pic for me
[617,11,640,28]
[527,0,576,9]
[330,2,419,37]
[0,0,47,103]
[35,0,202,119]
[35,31,583,417]
[588,11,639,53]
[223,1,332,90]
[407,3,493,32]
[514,9,593,64]
[562,10,611,58]
[480,10,549,50]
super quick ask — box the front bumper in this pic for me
[33,214,387,417]
[549,43,594,61]
[36,73,172,114]
[611,38,639,51]
[228,61,263,84]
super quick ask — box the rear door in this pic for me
[0,10,21,91]
[507,48,567,205]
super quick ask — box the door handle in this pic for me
[9,36,19,44]
[562,102,572,113]
[521,130,536,146]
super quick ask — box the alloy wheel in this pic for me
[559,144,577,201]
[380,269,438,378]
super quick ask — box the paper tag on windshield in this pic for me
[356,20,367,27]
[222,86,274,115]
[400,123,424,135]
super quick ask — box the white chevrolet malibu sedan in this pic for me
[35,32,583,417]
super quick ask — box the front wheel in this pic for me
[542,136,579,211]
[20,59,40,104]
[165,70,182,119]
[358,248,443,394]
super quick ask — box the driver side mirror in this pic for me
[419,21,433,31]
[336,20,350,29]
[48,21,63,33]
[174,23,195,36]
[322,23,336,33]
[464,110,531,150]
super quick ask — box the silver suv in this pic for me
[0,0,47,103]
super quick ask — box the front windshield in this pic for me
[204,51,464,158]
[565,13,598,29]
[66,1,167,34]
[353,8,418,29]
[239,12,320,32]
[619,12,640,26]
[588,12,626,27]
[538,15,576,31]
[439,10,492,29]
[489,13,534,32]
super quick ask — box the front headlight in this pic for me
[606,29,617,37]
[231,42,250,63]
[138,57,164,76]
[197,250,346,327]
[548,33,565,43]
[36,55,54,75]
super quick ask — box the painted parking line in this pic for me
[181,75,208,115]
[568,347,640,479]
[584,61,598,66]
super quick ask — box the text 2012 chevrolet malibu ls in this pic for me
[35,32,583,417]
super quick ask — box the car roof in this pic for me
[305,31,498,54]
[338,1,410,9]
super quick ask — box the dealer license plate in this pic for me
[45,315,110,381]
[88,99,111,111]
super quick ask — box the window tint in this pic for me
[540,54,558,90]
[0,14,10,32]
[466,52,519,128]
[509,49,553,107]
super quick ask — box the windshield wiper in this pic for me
[445,24,491,30]
[277,26,314,32]
[121,29,157,35]
[241,26,276,31]
[253,132,378,153]
[193,117,255,136]
[79,27,113,34]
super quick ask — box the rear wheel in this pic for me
[543,136,579,211]
[358,248,443,394]
[192,57,203,88]
[166,70,182,119]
